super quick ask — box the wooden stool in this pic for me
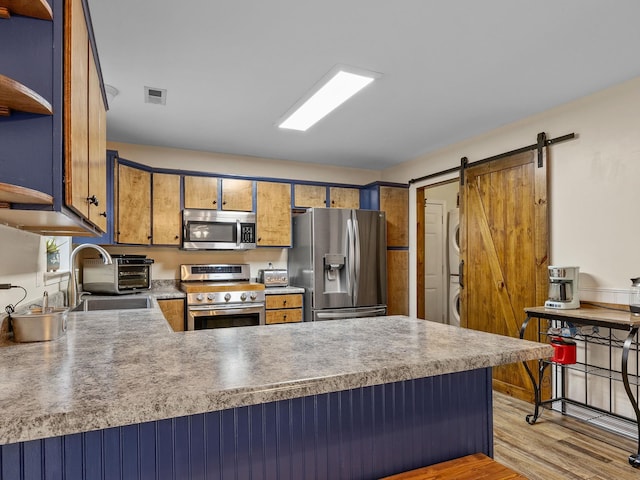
[380,453,527,480]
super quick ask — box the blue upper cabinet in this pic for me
[0,3,57,198]
[0,0,108,236]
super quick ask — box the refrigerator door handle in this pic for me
[346,218,354,297]
[315,307,387,320]
[353,217,361,304]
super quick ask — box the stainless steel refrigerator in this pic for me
[288,208,387,321]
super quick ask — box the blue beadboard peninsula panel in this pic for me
[0,368,492,480]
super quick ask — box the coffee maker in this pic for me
[545,266,580,309]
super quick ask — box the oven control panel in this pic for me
[187,290,265,305]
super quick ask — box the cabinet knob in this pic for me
[283,300,287,306]
[87,195,99,206]
[174,235,179,240]
[147,235,152,240]
[212,200,217,205]
[222,201,227,206]
[99,211,107,217]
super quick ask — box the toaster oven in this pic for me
[258,268,289,287]
[83,255,154,294]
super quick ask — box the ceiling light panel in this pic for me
[278,66,381,132]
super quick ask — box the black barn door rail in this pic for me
[408,131,576,186]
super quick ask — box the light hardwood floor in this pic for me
[493,392,640,479]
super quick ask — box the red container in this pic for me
[550,337,577,365]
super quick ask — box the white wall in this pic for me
[0,225,68,314]
[107,142,382,185]
[104,245,287,281]
[383,76,640,315]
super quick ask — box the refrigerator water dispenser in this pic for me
[324,253,346,293]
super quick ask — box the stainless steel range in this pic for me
[180,264,265,330]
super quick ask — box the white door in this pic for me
[424,200,446,323]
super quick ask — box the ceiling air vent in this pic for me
[144,86,167,105]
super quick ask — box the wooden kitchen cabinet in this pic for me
[152,172,181,245]
[294,184,327,208]
[158,298,185,332]
[116,163,151,244]
[221,178,253,211]
[294,184,362,209]
[64,0,107,232]
[329,187,360,209]
[184,175,218,209]
[360,183,409,315]
[184,176,253,211]
[387,250,409,315]
[380,186,409,247]
[265,293,303,324]
[256,181,291,246]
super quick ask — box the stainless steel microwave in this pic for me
[182,209,256,250]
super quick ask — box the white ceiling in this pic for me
[88,0,640,171]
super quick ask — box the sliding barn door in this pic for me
[460,149,549,402]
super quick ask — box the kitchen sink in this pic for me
[71,296,152,312]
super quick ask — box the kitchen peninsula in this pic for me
[0,302,552,479]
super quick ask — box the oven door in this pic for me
[187,304,265,330]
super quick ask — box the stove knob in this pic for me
[240,293,247,301]
[196,294,204,302]
[207,293,215,302]
[224,293,231,302]
[250,292,257,300]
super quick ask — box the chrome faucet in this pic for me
[68,244,112,308]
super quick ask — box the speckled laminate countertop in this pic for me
[0,302,552,445]
[263,286,305,294]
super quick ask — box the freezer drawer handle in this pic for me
[315,307,386,320]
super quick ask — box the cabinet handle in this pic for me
[283,300,287,306]
[87,195,99,206]
[99,211,107,217]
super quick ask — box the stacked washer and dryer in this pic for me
[447,209,461,327]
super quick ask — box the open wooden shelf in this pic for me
[0,0,52,21]
[0,73,52,116]
[0,182,53,205]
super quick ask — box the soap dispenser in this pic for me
[630,277,640,316]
